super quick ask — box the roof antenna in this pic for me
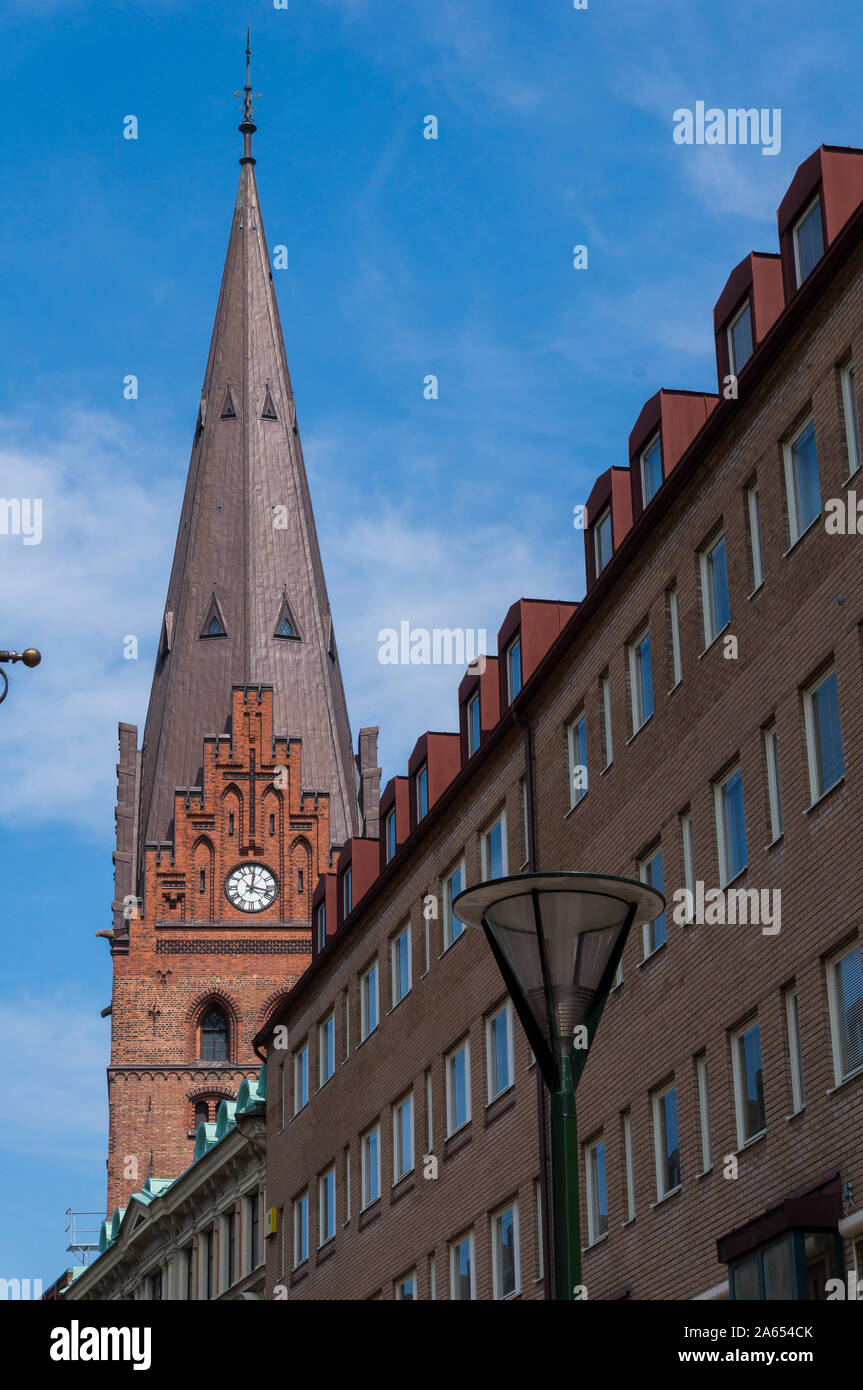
[235,27,261,166]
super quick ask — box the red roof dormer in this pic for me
[628,389,719,525]
[497,599,578,711]
[379,775,410,872]
[407,732,461,833]
[335,836,380,930]
[713,252,784,387]
[311,872,337,962]
[458,654,501,761]
[584,466,634,592]
[777,145,863,300]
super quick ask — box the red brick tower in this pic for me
[103,50,371,1212]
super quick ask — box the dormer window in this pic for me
[640,435,662,506]
[384,807,396,863]
[594,507,613,575]
[342,867,352,917]
[467,692,481,756]
[727,300,753,375]
[415,763,429,821]
[506,636,522,702]
[316,901,326,951]
[793,196,824,286]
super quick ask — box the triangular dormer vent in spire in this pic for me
[159,610,175,660]
[200,593,228,639]
[274,593,300,641]
[220,385,237,419]
[261,385,278,420]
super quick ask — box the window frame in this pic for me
[315,901,326,952]
[783,415,821,544]
[361,1124,381,1209]
[594,506,613,575]
[727,297,753,375]
[384,807,397,864]
[360,959,379,1040]
[449,1230,477,1301]
[803,666,844,804]
[585,1137,608,1246]
[731,1017,766,1148]
[826,941,863,1086]
[318,1166,336,1247]
[714,764,748,887]
[792,194,824,286]
[293,1041,309,1114]
[341,866,352,918]
[506,635,522,702]
[747,484,764,591]
[567,708,588,809]
[467,691,481,756]
[639,846,666,956]
[622,1110,635,1222]
[485,1000,515,1102]
[764,721,783,843]
[318,1012,335,1088]
[392,1091,415,1184]
[667,586,682,689]
[652,1081,681,1200]
[600,672,613,768]
[391,922,412,1007]
[695,1053,711,1173]
[841,359,862,478]
[628,626,654,734]
[680,811,695,924]
[491,1202,521,1299]
[445,1038,472,1136]
[481,811,508,880]
[640,433,662,506]
[700,531,731,648]
[443,859,467,949]
[784,986,805,1114]
[293,1191,309,1268]
[415,762,429,821]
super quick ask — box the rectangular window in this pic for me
[793,196,824,285]
[415,763,429,820]
[783,416,821,542]
[567,710,588,808]
[361,1125,381,1208]
[446,1039,471,1135]
[803,667,844,802]
[481,812,508,880]
[715,766,748,886]
[622,1111,635,1221]
[507,636,522,701]
[639,847,666,955]
[391,924,411,1006]
[727,298,753,374]
[680,812,695,923]
[384,807,397,863]
[319,1167,336,1245]
[185,1244,195,1301]
[732,1019,766,1145]
[841,360,862,477]
[343,988,350,1060]
[395,1271,417,1301]
[425,1068,433,1152]
[360,961,379,1039]
[700,532,731,646]
[467,692,481,756]
[695,1054,711,1172]
[600,673,613,767]
[629,628,654,732]
[449,1232,476,1300]
[764,722,783,842]
[443,860,466,947]
[248,1191,260,1272]
[205,1230,214,1300]
[747,485,764,590]
[486,1001,514,1100]
[585,1138,608,1244]
[785,987,805,1113]
[653,1083,681,1198]
[594,506,613,574]
[827,942,863,1083]
[641,434,662,505]
[491,1204,520,1298]
[342,866,352,917]
[667,587,682,689]
[345,1146,351,1223]
[315,901,326,952]
[293,1192,309,1267]
[519,776,529,868]
[319,1013,335,1086]
[294,1043,308,1113]
[534,1178,544,1279]
[393,1093,414,1182]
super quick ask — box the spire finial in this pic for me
[234,27,260,166]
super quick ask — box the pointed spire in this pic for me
[234,28,260,167]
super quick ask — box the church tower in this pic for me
[102,44,376,1212]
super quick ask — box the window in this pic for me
[194,1100,209,1131]
[534,1179,545,1279]
[393,1093,414,1182]
[803,668,844,802]
[319,1013,335,1086]
[467,692,481,755]
[506,636,522,701]
[622,1111,635,1221]
[486,1001,514,1100]
[319,1167,336,1245]
[783,417,821,542]
[653,1083,680,1198]
[199,867,206,893]
[248,1191,260,1271]
[667,587,682,689]
[785,987,805,1113]
[680,812,695,923]
[315,901,326,952]
[449,1232,476,1300]
[425,1068,433,1152]
[695,1054,711,1172]
[600,673,613,767]
[639,847,666,955]
[793,196,824,285]
[764,722,783,842]
[481,812,508,880]
[491,1204,520,1298]
[205,1228,214,1300]
[446,1039,471,1135]
[341,867,352,917]
[415,763,429,820]
[827,941,863,1083]
[225,1210,236,1288]
[519,776,529,868]
[200,1007,228,1061]
[345,1145,351,1222]
[395,1271,417,1301]
[443,860,466,947]
[293,1192,309,1266]
[732,1020,766,1145]
[594,507,613,574]
[585,1139,608,1244]
[715,766,748,886]
[228,811,235,836]
[185,1244,195,1301]
[628,628,654,732]
[841,361,862,477]
[700,532,731,646]
[361,1125,381,1207]
[391,924,411,1006]
[150,1270,163,1301]
[384,807,397,864]
[641,434,663,505]
[567,710,588,808]
[729,1230,840,1300]
[727,299,753,374]
[360,961,379,1039]
[747,485,764,590]
[294,1043,308,1113]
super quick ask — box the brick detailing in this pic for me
[155,939,311,955]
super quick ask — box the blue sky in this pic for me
[1,0,860,1286]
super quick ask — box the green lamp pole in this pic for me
[453,872,664,1300]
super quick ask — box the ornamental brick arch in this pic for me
[290,835,312,917]
[191,834,215,920]
[186,990,241,1063]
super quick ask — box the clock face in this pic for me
[225,863,278,913]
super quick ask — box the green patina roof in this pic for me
[193,1120,218,1160]
[132,1176,175,1207]
[215,1099,237,1139]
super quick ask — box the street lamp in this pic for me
[0,648,41,704]
[453,871,664,1301]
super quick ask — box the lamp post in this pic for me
[453,871,664,1300]
[0,648,41,704]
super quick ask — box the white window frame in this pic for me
[360,959,379,1040]
[747,485,764,591]
[639,846,666,957]
[700,531,730,648]
[506,635,522,702]
[714,765,748,888]
[315,901,326,952]
[467,691,481,756]
[841,359,862,477]
[395,1270,417,1301]
[520,776,529,869]
[341,866,352,917]
[727,298,753,375]
[793,195,823,287]
[567,709,588,809]
[415,762,429,820]
[293,1191,309,1267]
[534,1178,544,1279]
[361,1124,381,1209]
[600,673,613,767]
[652,1082,680,1200]
[695,1054,711,1172]
[318,1166,336,1246]
[445,1038,472,1136]
[449,1231,477,1301]
[585,1138,608,1245]
[680,811,695,924]
[293,1042,309,1114]
[384,807,396,863]
[481,811,508,880]
[425,1068,434,1152]
[628,627,653,734]
[783,415,821,544]
[764,722,783,843]
[486,1001,515,1101]
[392,1092,415,1183]
[443,859,466,948]
[622,1110,635,1221]
[594,506,613,574]
[318,1012,335,1088]
[491,1202,521,1299]
[785,987,805,1113]
[391,923,412,1007]
[826,941,863,1086]
[731,1017,766,1148]
[803,667,844,804]
[640,433,662,506]
[668,587,682,689]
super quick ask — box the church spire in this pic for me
[134,58,360,863]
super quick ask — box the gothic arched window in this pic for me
[200,1007,229,1061]
[194,1101,209,1128]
